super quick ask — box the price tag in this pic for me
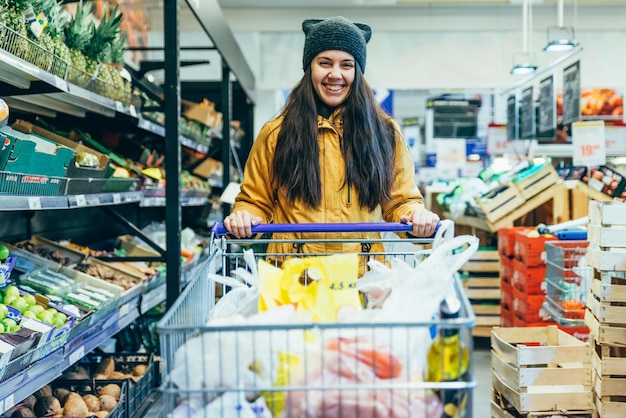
[112,193,121,204]
[572,121,606,166]
[28,196,42,209]
[115,101,124,112]
[119,302,130,318]
[54,76,66,91]
[487,125,512,155]
[75,194,87,207]
[3,394,14,410]
[69,345,85,365]
[129,105,137,118]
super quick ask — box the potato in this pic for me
[99,395,117,412]
[62,393,89,418]
[94,358,115,377]
[82,394,100,412]
[9,407,35,418]
[33,396,62,417]
[132,364,147,377]
[94,411,109,418]
[21,395,37,411]
[33,385,53,400]
[98,384,121,399]
[53,388,70,406]
[108,371,131,380]
[93,374,110,380]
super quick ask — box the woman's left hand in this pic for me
[400,209,440,237]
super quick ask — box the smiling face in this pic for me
[311,50,356,108]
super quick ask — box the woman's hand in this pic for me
[223,211,262,238]
[400,209,440,237]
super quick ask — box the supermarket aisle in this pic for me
[473,337,492,417]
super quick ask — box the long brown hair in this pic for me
[273,65,397,211]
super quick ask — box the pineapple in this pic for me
[83,5,122,97]
[2,0,31,60]
[46,1,70,77]
[64,0,93,86]
[103,32,131,102]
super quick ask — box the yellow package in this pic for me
[259,253,361,322]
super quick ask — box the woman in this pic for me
[224,16,439,254]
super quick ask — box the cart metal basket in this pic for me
[158,222,476,418]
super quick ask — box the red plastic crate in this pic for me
[500,255,514,285]
[497,226,531,257]
[500,281,514,312]
[557,324,590,342]
[511,258,547,295]
[513,230,558,267]
[501,306,514,327]
[513,286,551,323]
[512,315,557,328]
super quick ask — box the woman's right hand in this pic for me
[223,211,262,238]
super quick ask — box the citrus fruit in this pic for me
[0,245,9,262]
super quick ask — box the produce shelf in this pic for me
[0,191,142,212]
[0,281,166,414]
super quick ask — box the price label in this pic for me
[69,345,85,365]
[27,196,42,209]
[115,101,124,112]
[75,194,87,207]
[129,105,137,118]
[112,193,121,204]
[3,394,14,410]
[54,76,66,91]
[119,302,130,318]
[572,121,606,166]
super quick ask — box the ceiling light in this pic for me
[510,0,537,75]
[544,0,579,52]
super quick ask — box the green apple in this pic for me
[23,294,36,307]
[4,285,19,300]
[27,304,45,315]
[22,310,37,320]
[0,303,7,321]
[36,310,53,325]
[1,318,17,331]
[2,294,15,306]
[0,323,5,333]
[10,297,28,314]
[0,245,9,262]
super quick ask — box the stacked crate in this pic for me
[498,227,530,327]
[459,248,501,337]
[585,200,626,417]
[490,325,595,417]
[511,230,558,327]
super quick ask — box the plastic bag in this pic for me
[258,253,362,322]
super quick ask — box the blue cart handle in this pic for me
[211,221,441,237]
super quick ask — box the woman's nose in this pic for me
[329,65,342,78]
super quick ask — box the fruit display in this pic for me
[0,285,71,330]
[74,261,141,291]
[582,165,626,200]
[581,88,623,117]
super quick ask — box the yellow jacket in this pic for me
[232,109,425,255]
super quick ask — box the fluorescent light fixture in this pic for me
[544,0,579,52]
[510,51,537,75]
[511,63,537,75]
[544,26,578,52]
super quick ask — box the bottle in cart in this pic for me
[426,295,470,418]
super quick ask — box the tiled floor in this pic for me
[473,337,492,417]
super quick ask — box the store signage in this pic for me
[562,61,581,125]
[572,121,606,166]
[537,74,557,141]
[507,95,519,141]
[520,87,535,139]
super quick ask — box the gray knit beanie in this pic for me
[302,16,372,73]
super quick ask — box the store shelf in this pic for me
[140,189,210,208]
[0,191,142,212]
[0,281,166,414]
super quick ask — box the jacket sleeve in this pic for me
[380,121,425,222]
[231,121,277,224]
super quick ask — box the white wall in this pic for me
[171,5,626,136]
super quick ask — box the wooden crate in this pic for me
[590,338,626,418]
[491,326,593,413]
[477,186,526,223]
[587,245,626,272]
[588,224,626,248]
[589,200,626,227]
[512,164,560,200]
[587,284,626,325]
[463,276,501,300]
[461,249,501,273]
[585,309,626,347]
[491,391,597,418]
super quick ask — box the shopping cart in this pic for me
[158,222,476,418]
